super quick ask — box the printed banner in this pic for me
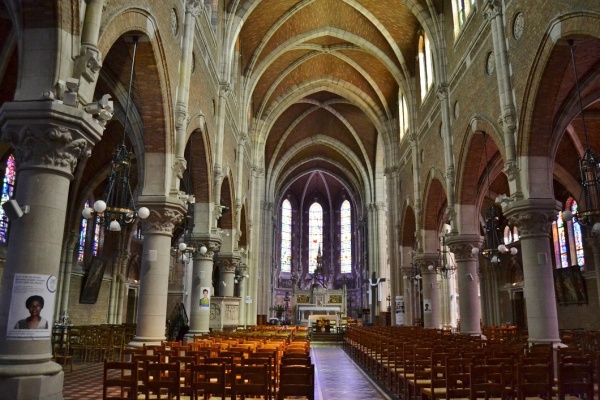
[7,274,57,340]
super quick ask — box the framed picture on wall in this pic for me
[80,256,106,304]
[554,265,587,306]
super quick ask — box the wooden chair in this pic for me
[556,359,594,400]
[51,329,74,372]
[469,363,509,400]
[102,360,137,400]
[143,362,181,399]
[515,362,553,400]
[190,363,227,400]
[278,364,314,400]
[444,357,471,400]
[231,364,270,400]
[242,357,276,397]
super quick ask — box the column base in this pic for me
[0,367,64,400]
[127,337,164,348]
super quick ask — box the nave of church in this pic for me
[2,1,600,399]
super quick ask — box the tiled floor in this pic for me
[63,343,397,399]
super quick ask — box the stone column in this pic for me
[400,265,413,326]
[446,234,483,336]
[130,203,184,347]
[218,258,238,297]
[58,231,78,322]
[0,101,102,399]
[108,251,129,324]
[506,199,562,345]
[237,263,248,327]
[418,256,440,329]
[187,240,220,336]
[479,262,501,326]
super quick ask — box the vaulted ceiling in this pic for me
[234,0,421,209]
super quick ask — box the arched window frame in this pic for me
[552,198,585,269]
[451,0,475,36]
[280,199,292,273]
[340,200,352,274]
[78,199,102,263]
[399,93,409,141]
[0,154,16,244]
[308,202,323,274]
[418,33,434,101]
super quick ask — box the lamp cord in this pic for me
[121,36,139,148]
[568,40,590,149]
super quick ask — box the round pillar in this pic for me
[446,234,483,336]
[187,240,220,336]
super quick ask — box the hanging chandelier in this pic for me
[561,40,600,235]
[428,233,456,278]
[403,238,422,285]
[82,36,149,231]
[471,133,518,264]
[171,202,207,263]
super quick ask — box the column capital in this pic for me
[504,198,561,239]
[138,197,187,236]
[483,0,502,20]
[0,101,103,177]
[218,258,238,274]
[186,0,203,15]
[446,233,482,261]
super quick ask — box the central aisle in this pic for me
[310,343,398,400]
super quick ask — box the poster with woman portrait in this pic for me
[200,286,211,308]
[7,273,57,340]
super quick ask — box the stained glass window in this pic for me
[553,198,585,268]
[340,200,352,274]
[78,200,101,263]
[0,155,16,243]
[280,199,292,273]
[308,202,323,274]
[419,33,434,100]
[570,200,585,267]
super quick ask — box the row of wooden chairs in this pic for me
[104,335,314,399]
[104,356,314,399]
[345,325,596,400]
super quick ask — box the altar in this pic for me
[297,305,341,325]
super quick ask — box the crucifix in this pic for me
[368,272,386,323]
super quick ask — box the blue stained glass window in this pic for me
[308,202,323,274]
[78,200,101,263]
[554,198,586,268]
[280,200,292,272]
[340,200,351,274]
[557,214,569,268]
[0,155,16,243]
[571,200,585,267]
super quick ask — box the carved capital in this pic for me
[173,157,187,180]
[436,84,449,101]
[195,241,220,261]
[509,211,554,239]
[251,166,264,178]
[219,259,238,274]
[3,124,88,176]
[186,0,203,15]
[74,45,103,83]
[446,234,482,261]
[484,0,502,20]
[504,160,519,181]
[175,101,188,129]
[219,82,231,97]
[143,208,184,235]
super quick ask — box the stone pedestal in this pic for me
[209,297,241,331]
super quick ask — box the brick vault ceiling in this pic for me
[236,0,420,207]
